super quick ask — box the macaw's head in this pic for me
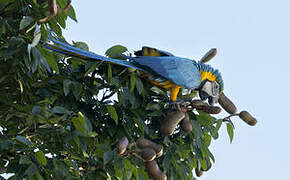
[197,63,224,105]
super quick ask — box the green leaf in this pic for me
[24,163,38,176]
[73,41,89,51]
[72,112,87,136]
[16,136,32,146]
[103,151,113,165]
[108,63,112,81]
[196,111,214,128]
[135,76,143,94]
[130,73,135,92]
[145,102,160,111]
[202,134,212,147]
[192,120,203,138]
[52,106,69,114]
[35,150,47,166]
[215,119,222,133]
[32,106,41,115]
[31,33,41,47]
[32,47,51,73]
[68,6,77,22]
[106,105,118,124]
[48,20,62,36]
[105,45,127,59]
[19,155,32,165]
[63,79,71,96]
[71,82,83,100]
[39,48,59,73]
[226,123,234,143]
[19,16,34,30]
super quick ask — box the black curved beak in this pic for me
[199,90,209,100]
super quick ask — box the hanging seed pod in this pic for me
[145,160,167,180]
[200,48,217,64]
[180,112,192,133]
[137,148,157,162]
[196,105,222,114]
[239,111,257,126]
[116,136,129,155]
[218,92,237,114]
[160,110,185,136]
[195,160,203,177]
[137,138,163,158]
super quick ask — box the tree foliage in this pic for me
[0,1,235,179]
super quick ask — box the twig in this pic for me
[221,113,239,129]
[0,3,11,15]
[38,0,71,23]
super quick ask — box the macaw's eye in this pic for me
[212,81,219,96]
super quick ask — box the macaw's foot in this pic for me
[169,98,193,112]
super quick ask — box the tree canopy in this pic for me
[0,1,246,179]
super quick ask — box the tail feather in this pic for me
[40,39,145,71]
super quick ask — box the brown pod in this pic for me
[160,110,185,136]
[137,138,163,158]
[138,148,157,162]
[239,111,257,126]
[195,160,203,177]
[200,48,217,64]
[117,136,129,155]
[196,105,222,114]
[195,168,203,177]
[146,160,167,180]
[218,92,237,114]
[181,112,192,133]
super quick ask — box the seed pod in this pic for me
[137,138,163,158]
[117,136,129,155]
[146,160,167,180]
[239,111,257,126]
[160,110,185,136]
[138,148,157,162]
[196,105,221,114]
[218,92,237,114]
[200,48,217,64]
[181,112,192,133]
[195,160,203,177]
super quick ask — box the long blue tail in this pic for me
[40,39,145,71]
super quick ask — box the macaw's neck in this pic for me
[197,62,224,91]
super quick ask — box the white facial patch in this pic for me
[201,81,219,97]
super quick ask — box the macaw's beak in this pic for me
[198,80,220,105]
[199,90,210,100]
[199,90,219,105]
[208,96,219,106]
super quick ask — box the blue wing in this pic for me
[130,56,201,89]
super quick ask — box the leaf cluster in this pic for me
[0,1,234,179]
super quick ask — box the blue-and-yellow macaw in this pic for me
[41,39,224,105]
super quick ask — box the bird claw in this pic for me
[169,98,193,111]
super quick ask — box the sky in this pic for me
[3,0,288,179]
[62,0,290,179]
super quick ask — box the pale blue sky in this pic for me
[63,0,290,179]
